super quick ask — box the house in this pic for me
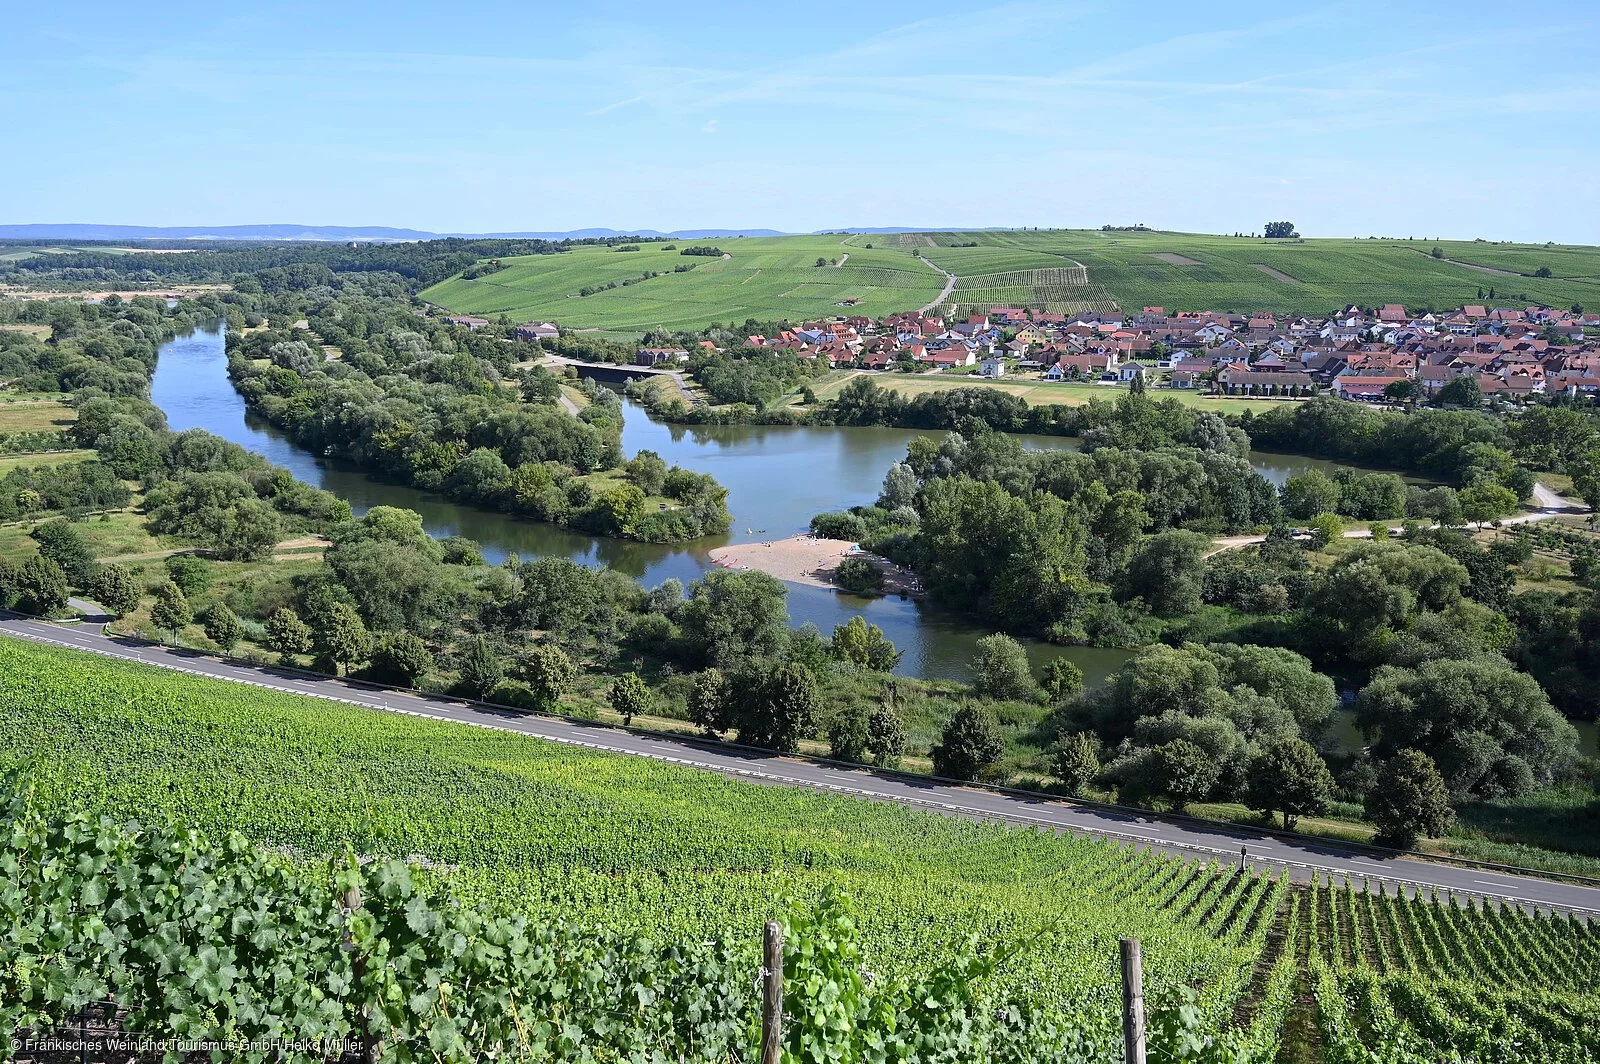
[515,321,560,341]
[918,347,974,370]
[1217,365,1314,396]
[978,357,1006,378]
[1329,375,1402,402]
[1118,362,1146,383]
[636,347,688,366]
[1378,304,1408,324]
[446,315,491,330]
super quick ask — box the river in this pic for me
[148,323,1354,683]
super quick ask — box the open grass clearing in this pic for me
[0,399,74,432]
[811,369,1307,413]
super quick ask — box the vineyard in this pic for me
[947,263,1121,318]
[2,637,1597,1060]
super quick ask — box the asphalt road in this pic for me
[7,614,1599,917]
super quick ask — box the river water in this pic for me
[149,323,1348,682]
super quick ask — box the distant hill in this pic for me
[0,223,997,242]
[0,223,792,242]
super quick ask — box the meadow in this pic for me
[2,636,1595,1061]
[419,235,946,333]
[810,368,1305,413]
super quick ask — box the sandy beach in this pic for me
[706,535,922,597]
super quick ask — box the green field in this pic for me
[4,636,1596,1061]
[425,230,1600,333]
[811,369,1305,414]
[420,236,946,332]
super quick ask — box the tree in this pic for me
[1355,656,1576,798]
[14,555,68,615]
[834,557,885,596]
[679,569,790,668]
[866,704,906,768]
[1040,657,1085,702]
[687,667,731,737]
[970,633,1036,700]
[312,601,371,676]
[522,644,576,708]
[831,616,903,671]
[1123,530,1210,616]
[30,520,94,585]
[1431,246,1444,259]
[163,554,213,597]
[1458,482,1517,527]
[149,580,192,636]
[1534,265,1553,278]
[608,672,651,725]
[878,462,918,508]
[1383,378,1422,407]
[1051,732,1100,796]
[1152,739,1220,812]
[624,450,669,496]
[1365,749,1455,848]
[931,705,1005,780]
[1243,738,1334,830]
[454,635,503,698]
[1263,221,1298,239]
[828,705,871,762]
[1306,511,1343,548]
[737,661,817,752]
[371,631,434,687]
[201,603,241,652]
[1436,375,1482,408]
[264,607,314,664]
[87,563,140,618]
[1281,471,1341,519]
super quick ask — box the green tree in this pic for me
[201,603,241,652]
[163,554,213,597]
[865,704,906,768]
[1458,482,1518,526]
[680,569,790,668]
[1152,738,1219,812]
[312,601,371,676]
[831,616,902,671]
[1436,375,1483,408]
[454,635,504,698]
[1123,530,1210,616]
[1263,221,1298,238]
[931,704,1005,781]
[624,450,669,496]
[970,633,1036,700]
[522,644,576,709]
[608,672,651,725]
[1306,511,1343,548]
[30,519,95,585]
[738,661,817,752]
[264,607,314,664]
[87,563,140,618]
[1040,657,1085,702]
[827,704,871,762]
[1281,471,1342,519]
[1243,738,1334,830]
[1050,732,1100,796]
[834,557,885,596]
[371,631,434,687]
[149,580,193,636]
[687,667,731,737]
[1365,749,1455,848]
[14,555,68,615]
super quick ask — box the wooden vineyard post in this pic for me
[342,883,376,1064]
[1120,937,1146,1064]
[761,921,784,1064]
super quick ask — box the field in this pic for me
[0,398,74,433]
[424,230,1600,333]
[811,369,1305,414]
[419,236,946,333]
[2,637,1596,1060]
[0,448,94,471]
[907,231,1600,318]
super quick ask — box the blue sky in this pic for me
[5,1,1597,241]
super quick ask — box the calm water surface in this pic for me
[149,324,1359,682]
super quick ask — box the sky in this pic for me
[5,0,1598,242]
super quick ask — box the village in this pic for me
[669,302,1598,404]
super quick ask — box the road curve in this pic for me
[4,615,1598,916]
